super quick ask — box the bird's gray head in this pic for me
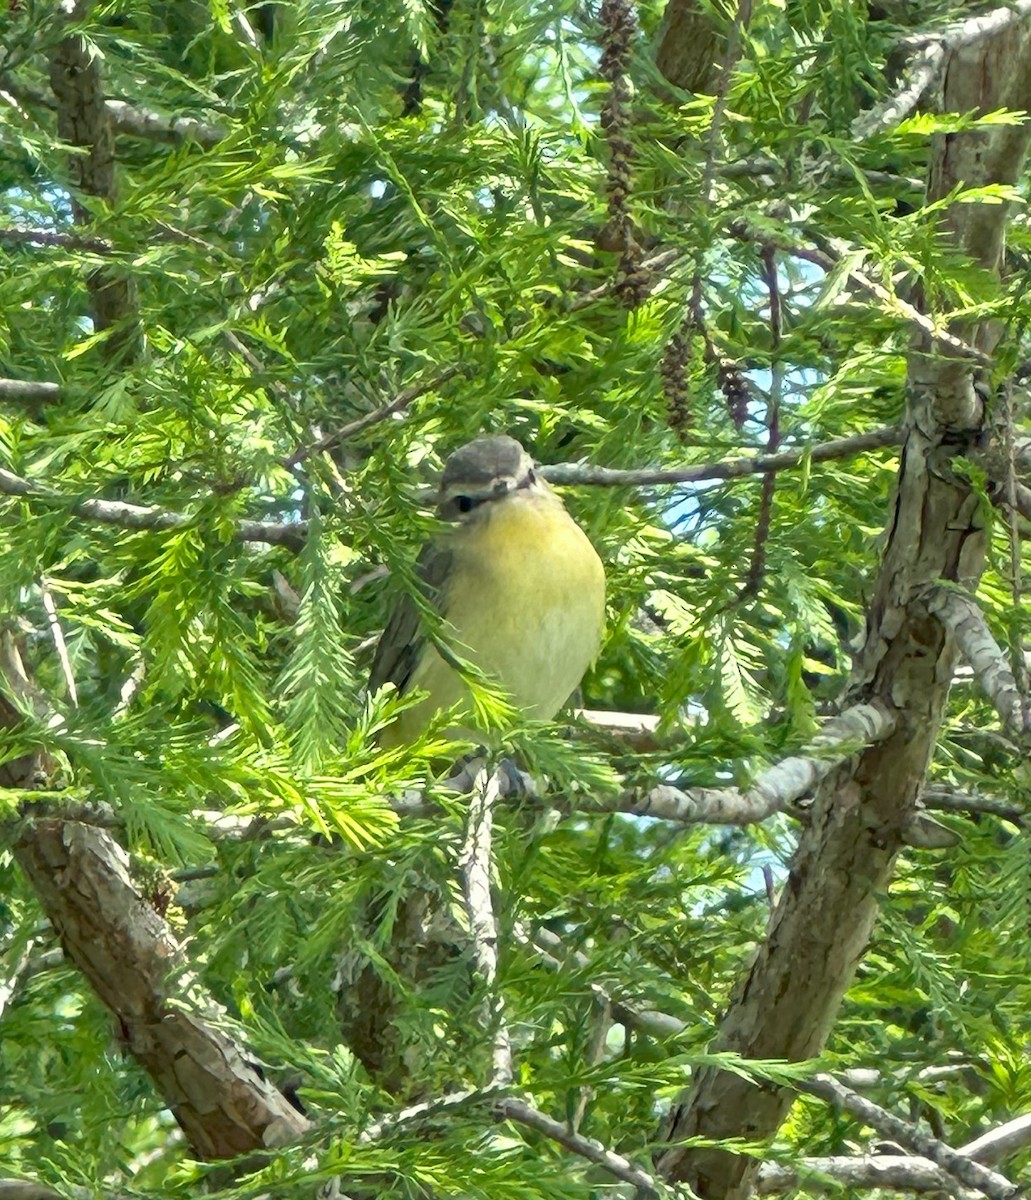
[438,435,543,522]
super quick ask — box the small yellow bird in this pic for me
[370,435,606,747]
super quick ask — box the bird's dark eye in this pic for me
[456,495,474,513]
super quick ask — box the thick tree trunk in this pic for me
[655,16,1031,1199]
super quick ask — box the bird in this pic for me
[369,434,606,747]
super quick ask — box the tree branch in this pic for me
[542,425,902,487]
[575,708,662,751]
[657,15,1031,1190]
[354,1085,659,1193]
[459,766,513,1087]
[611,703,894,825]
[0,465,305,547]
[0,75,224,146]
[13,820,309,1157]
[756,1154,973,1196]
[499,1097,658,1194]
[922,787,1028,827]
[48,1,139,360]
[103,99,225,146]
[284,366,464,468]
[0,1182,90,1200]
[0,379,61,404]
[924,586,1031,738]
[799,1074,1020,1200]
[960,1113,1031,1166]
[0,426,899,551]
[729,223,991,367]
[852,2,1031,139]
[524,926,687,1040]
[0,226,112,254]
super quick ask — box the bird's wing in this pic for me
[368,541,453,696]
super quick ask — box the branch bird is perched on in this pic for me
[371,435,606,747]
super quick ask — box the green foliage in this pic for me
[1,0,1031,1197]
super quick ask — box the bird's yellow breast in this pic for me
[391,491,605,745]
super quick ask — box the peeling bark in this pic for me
[654,14,1031,1199]
[13,821,309,1158]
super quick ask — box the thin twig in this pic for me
[685,0,752,327]
[730,224,991,366]
[523,926,687,1040]
[357,1087,498,1143]
[571,993,612,1133]
[113,657,146,718]
[284,367,463,468]
[569,249,679,310]
[499,1097,658,1193]
[740,241,782,598]
[39,582,77,707]
[354,1085,659,1193]
[459,766,513,1086]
